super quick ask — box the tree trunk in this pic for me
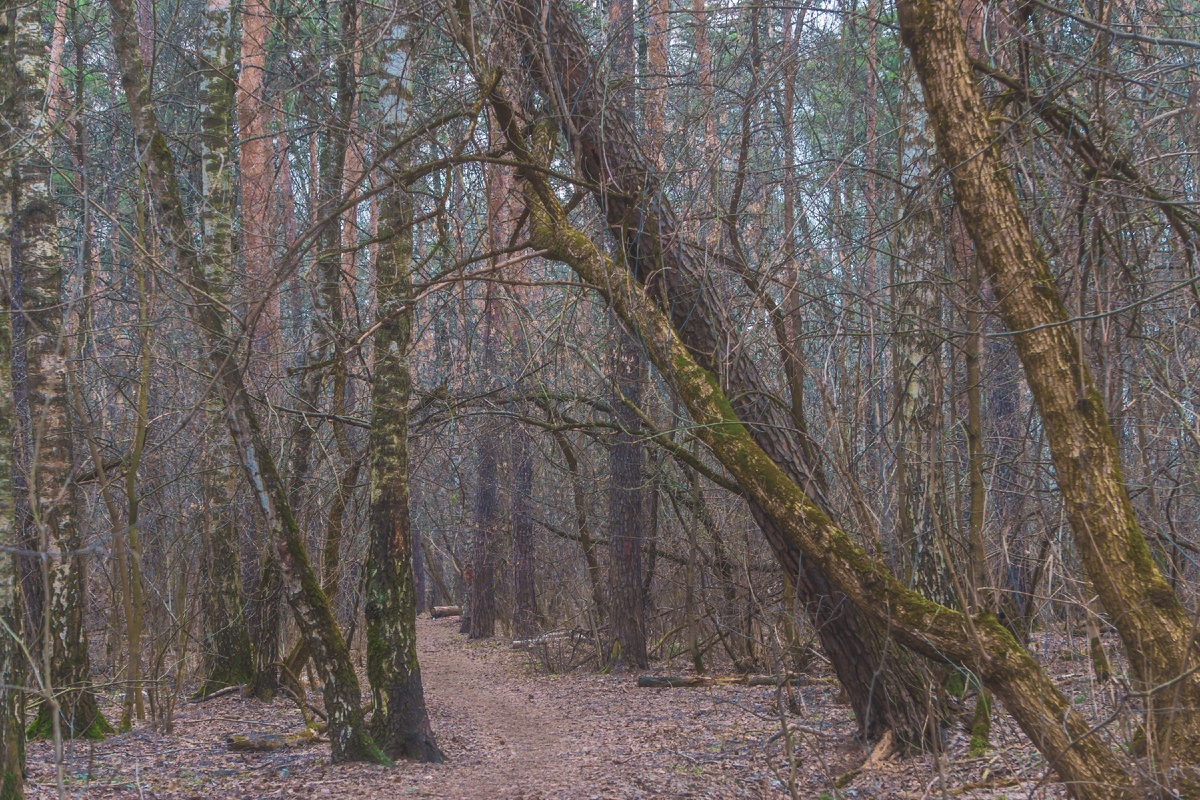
[236,0,280,362]
[494,99,1137,797]
[364,14,442,761]
[505,1,939,749]
[199,463,252,694]
[603,0,647,672]
[895,0,1200,767]
[107,0,387,763]
[366,188,442,762]
[11,0,108,740]
[0,4,28,788]
[237,0,284,701]
[608,330,648,669]
[468,185,506,639]
[511,427,538,641]
[891,87,951,606]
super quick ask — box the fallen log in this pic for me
[511,629,576,650]
[189,684,242,703]
[636,674,826,688]
[226,728,320,752]
[431,605,462,618]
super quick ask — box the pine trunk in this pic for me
[608,330,648,669]
[511,429,538,641]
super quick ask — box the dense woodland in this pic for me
[1,0,1200,795]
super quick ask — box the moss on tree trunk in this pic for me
[895,0,1200,769]
[107,0,386,763]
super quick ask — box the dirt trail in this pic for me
[27,616,804,799]
[414,618,588,796]
[24,615,1062,798]
[407,616,800,797]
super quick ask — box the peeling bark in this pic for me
[9,0,108,741]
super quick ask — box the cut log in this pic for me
[636,674,825,688]
[226,728,320,752]
[431,605,462,619]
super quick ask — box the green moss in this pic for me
[24,709,51,742]
[27,703,112,741]
[82,713,114,740]
[0,773,20,800]
[970,689,992,755]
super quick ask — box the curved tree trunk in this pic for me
[491,91,1137,795]
[503,0,940,748]
[895,0,1200,769]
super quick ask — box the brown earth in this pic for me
[25,616,1073,798]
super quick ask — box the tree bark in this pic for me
[195,0,253,696]
[107,0,386,763]
[511,427,538,640]
[11,0,109,740]
[364,13,442,761]
[896,0,1200,767]
[504,0,938,749]
[891,89,951,606]
[0,3,28,789]
[603,0,648,672]
[608,330,648,669]
[493,97,1136,797]
[468,188,506,640]
[366,189,441,762]
[237,0,280,362]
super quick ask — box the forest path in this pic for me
[26,615,812,799]
[413,616,591,796]
[405,615,806,797]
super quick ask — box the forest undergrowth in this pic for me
[21,616,1131,799]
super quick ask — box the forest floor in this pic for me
[25,616,1081,799]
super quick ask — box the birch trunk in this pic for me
[363,10,441,762]
[197,0,252,695]
[107,0,386,762]
[10,0,109,741]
